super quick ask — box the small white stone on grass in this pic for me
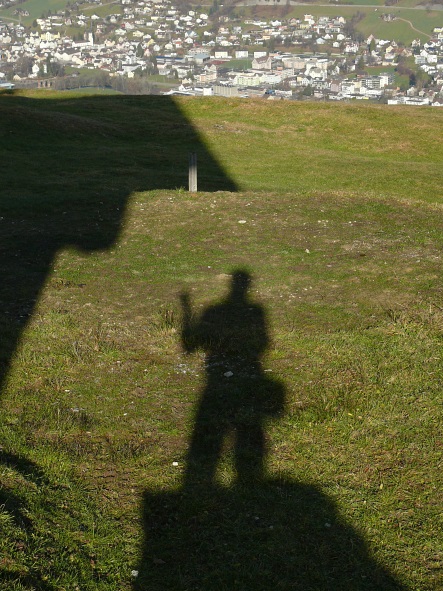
[224,371,233,378]
[238,220,247,224]
[172,461,179,467]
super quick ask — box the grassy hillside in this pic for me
[1,90,443,591]
[251,4,441,43]
[0,0,68,23]
[0,0,120,24]
[354,7,439,42]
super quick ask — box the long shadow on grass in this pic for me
[0,93,237,398]
[135,271,407,590]
[0,92,236,589]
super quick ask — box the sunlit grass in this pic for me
[1,92,442,590]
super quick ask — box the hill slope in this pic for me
[1,91,442,591]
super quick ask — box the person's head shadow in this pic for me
[180,269,284,487]
[135,271,407,590]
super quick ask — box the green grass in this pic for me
[227,58,253,70]
[145,74,179,84]
[83,2,122,17]
[365,66,397,75]
[182,98,443,201]
[355,8,439,42]
[342,0,384,5]
[1,90,443,590]
[47,85,122,95]
[0,0,68,24]
[0,0,119,24]
[282,4,441,43]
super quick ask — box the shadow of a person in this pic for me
[135,272,407,591]
[180,270,284,485]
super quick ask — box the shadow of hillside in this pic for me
[0,93,237,398]
[0,93,237,589]
[135,271,407,591]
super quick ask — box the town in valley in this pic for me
[1,0,443,104]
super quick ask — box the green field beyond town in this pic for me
[0,0,441,42]
[1,90,443,590]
